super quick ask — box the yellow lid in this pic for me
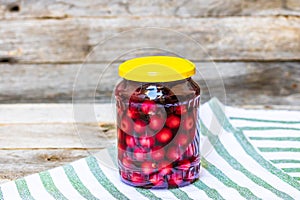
[118,56,195,82]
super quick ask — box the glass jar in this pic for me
[115,56,200,188]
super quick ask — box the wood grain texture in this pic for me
[0,149,89,183]
[0,103,115,182]
[0,0,300,19]
[0,123,115,148]
[0,62,299,105]
[0,17,300,63]
[1,103,300,183]
[287,0,300,11]
[0,104,114,123]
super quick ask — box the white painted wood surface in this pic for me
[0,104,115,183]
[0,104,114,123]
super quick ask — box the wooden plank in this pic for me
[0,62,299,105]
[0,0,300,19]
[0,104,114,123]
[0,123,116,148]
[0,149,89,183]
[221,88,300,106]
[0,103,116,149]
[0,17,300,63]
[287,0,300,11]
[0,103,117,183]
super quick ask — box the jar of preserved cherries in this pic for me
[115,56,200,188]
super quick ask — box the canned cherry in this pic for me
[115,56,200,188]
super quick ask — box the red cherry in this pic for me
[134,120,147,134]
[169,172,183,187]
[127,109,139,119]
[166,115,181,129]
[183,115,194,130]
[178,160,191,170]
[120,116,133,134]
[155,128,173,143]
[118,142,126,150]
[139,136,154,148]
[176,132,190,147]
[131,172,144,183]
[141,162,157,174]
[166,146,181,161]
[133,148,147,161]
[149,173,164,186]
[175,105,187,115]
[125,135,136,148]
[120,170,127,179]
[117,129,125,147]
[117,129,122,139]
[149,115,164,131]
[151,147,165,161]
[141,100,156,114]
[122,157,132,168]
[158,161,172,175]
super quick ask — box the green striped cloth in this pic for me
[1,98,299,199]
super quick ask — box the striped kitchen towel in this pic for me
[0,98,299,200]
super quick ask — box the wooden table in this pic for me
[1,103,299,184]
[0,103,117,184]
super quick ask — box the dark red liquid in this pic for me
[115,79,200,188]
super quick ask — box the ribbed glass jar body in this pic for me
[115,78,200,188]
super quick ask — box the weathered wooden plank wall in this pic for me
[0,0,300,105]
[0,62,299,104]
[1,17,300,62]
